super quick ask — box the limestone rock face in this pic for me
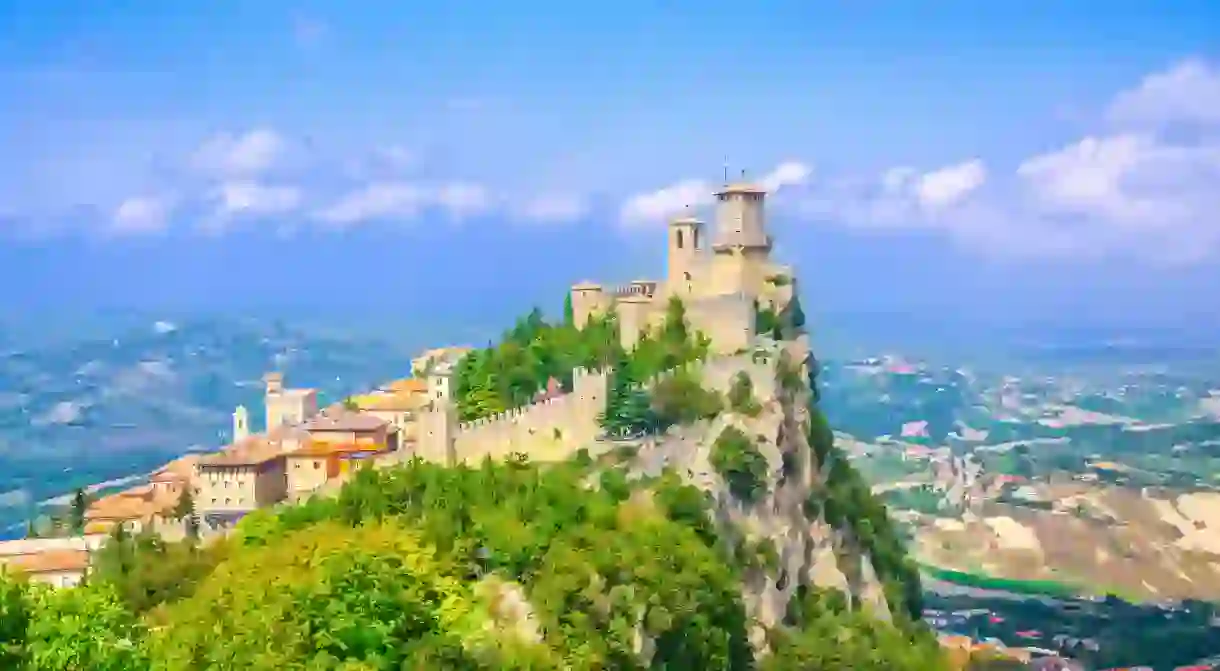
[622,339,892,646]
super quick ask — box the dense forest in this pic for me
[0,298,968,669]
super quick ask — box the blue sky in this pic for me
[2,1,1219,344]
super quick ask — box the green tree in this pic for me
[0,571,30,668]
[68,488,87,535]
[562,293,575,327]
[711,426,770,504]
[727,371,762,416]
[24,581,148,671]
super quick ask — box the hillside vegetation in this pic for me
[0,299,949,670]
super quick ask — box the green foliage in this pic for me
[454,306,618,422]
[146,520,537,669]
[231,458,755,669]
[755,302,782,339]
[711,426,770,504]
[0,572,30,667]
[90,532,229,615]
[651,369,723,429]
[68,489,87,536]
[599,347,658,438]
[768,587,945,670]
[727,371,762,416]
[807,383,925,623]
[341,396,360,410]
[25,581,148,671]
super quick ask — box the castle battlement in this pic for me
[457,395,569,431]
[610,281,657,299]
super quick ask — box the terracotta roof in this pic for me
[198,437,285,467]
[383,378,427,394]
[150,454,199,483]
[353,392,423,412]
[304,410,387,433]
[85,485,178,522]
[287,441,388,458]
[3,549,89,575]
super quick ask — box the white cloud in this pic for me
[914,159,987,209]
[111,196,173,234]
[213,181,302,217]
[514,193,589,224]
[433,182,493,220]
[759,161,813,192]
[619,179,713,226]
[192,129,287,177]
[793,59,1220,263]
[1108,59,1220,127]
[316,183,425,225]
[619,160,813,226]
[315,181,495,226]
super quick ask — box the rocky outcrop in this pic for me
[616,337,893,648]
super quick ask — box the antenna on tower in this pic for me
[722,158,729,185]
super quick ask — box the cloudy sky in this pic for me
[2,1,1218,342]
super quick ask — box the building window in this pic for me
[675,229,684,249]
[313,460,321,470]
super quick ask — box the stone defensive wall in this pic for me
[444,347,788,466]
[450,368,610,464]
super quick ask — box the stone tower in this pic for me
[417,365,458,465]
[263,372,285,431]
[232,405,249,442]
[667,210,703,300]
[711,182,772,298]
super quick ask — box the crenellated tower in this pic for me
[710,181,772,299]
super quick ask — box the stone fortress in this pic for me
[416,176,799,467]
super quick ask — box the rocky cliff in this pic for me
[601,334,913,650]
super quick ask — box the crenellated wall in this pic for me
[441,367,610,464]
[418,351,780,468]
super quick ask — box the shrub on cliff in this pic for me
[727,371,763,416]
[711,426,770,504]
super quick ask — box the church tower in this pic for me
[232,405,249,442]
[667,209,703,299]
[711,180,772,298]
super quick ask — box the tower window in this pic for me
[676,229,684,249]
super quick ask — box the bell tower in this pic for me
[667,207,703,299]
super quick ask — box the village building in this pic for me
[194,437,288,530]
[303,409,395,451]
[349,378,428,451]
[285,440,388,502]
[0,536,106,589]
[2,549,91,588]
